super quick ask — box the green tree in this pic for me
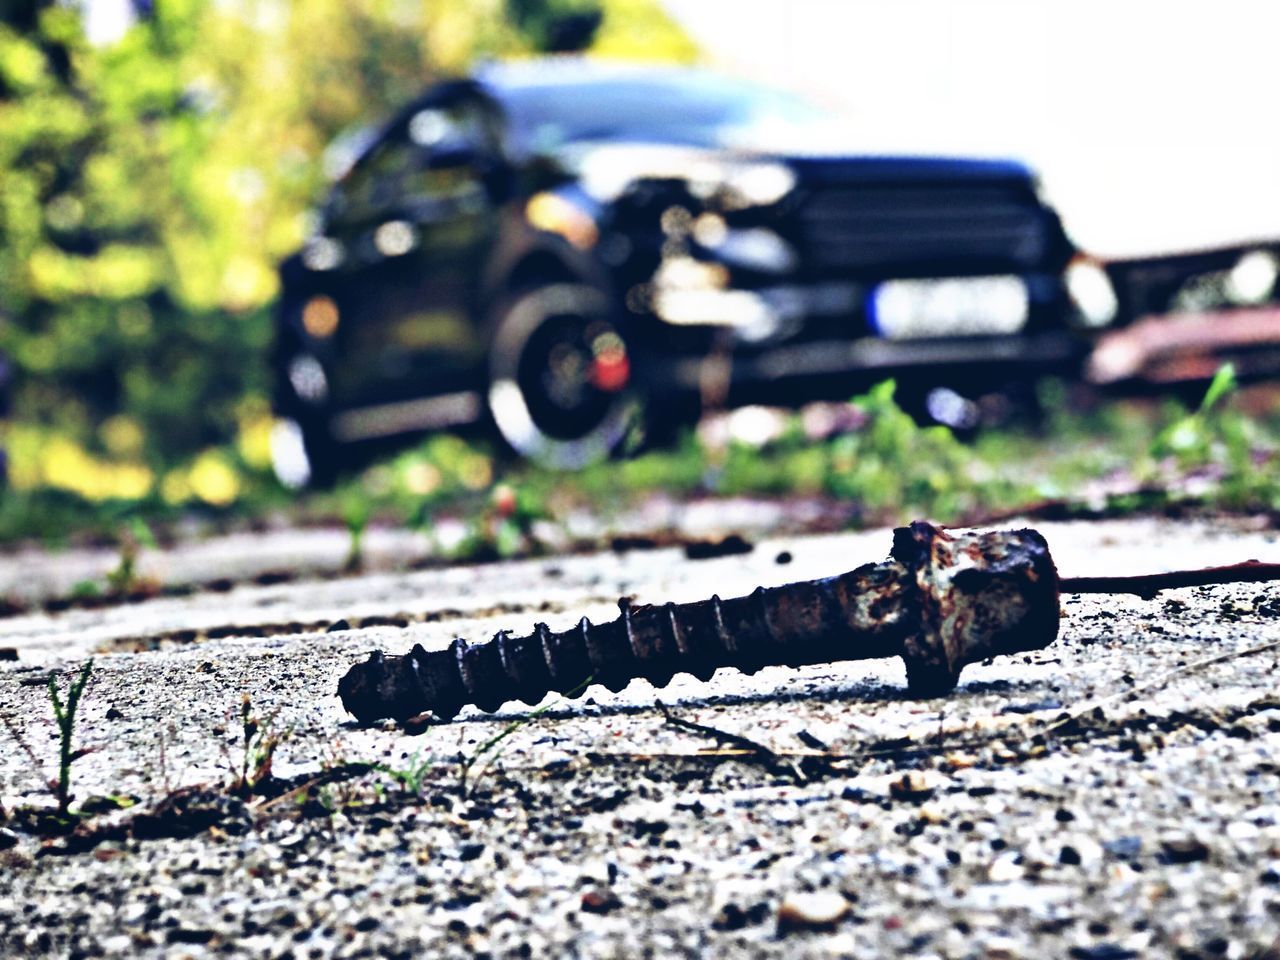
[0,0,695,503]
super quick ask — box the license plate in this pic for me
[869,276,1029,340]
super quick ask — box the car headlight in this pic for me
[652,255,730,293]
[1226,250,1279,305]
[1065,255,1118,328]
[694,218,797,274]
[717,161,796,210]
[687,160,795,210]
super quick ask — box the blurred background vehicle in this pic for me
[1086,241,1280,391]
[2,0,1276,535]
[271,58,1080,484]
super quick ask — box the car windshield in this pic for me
[492,69,828,153]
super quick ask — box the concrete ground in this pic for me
[1,515,1279,959]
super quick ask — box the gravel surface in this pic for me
[2,515,1279,959]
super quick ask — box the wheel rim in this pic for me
[489,286,637,469]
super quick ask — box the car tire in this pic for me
[486,283,639,469]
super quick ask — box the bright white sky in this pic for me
[663,0,1280,258]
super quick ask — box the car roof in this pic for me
[473,57,734,100]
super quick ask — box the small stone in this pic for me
[917,803,946,824]
[1225,820,1259,842]
[1067,945,1138,960]
[580,889,621,914]
[459,842,485,861]
[326,619,352,633]
[0,648,17,661]
[1103,836,1142,859]
[889,771,936,802]
[987,853,1024,882]
[401,712,435,736]
[776,890,850,933]
[167,928,216,945]
[713,902,770,930]
[1158,834,1210,864]
[1061,835,1103,868]
[985,936,1022,959]
[105,706,124,721]
[775,551,793,565]
[0,828,18,851]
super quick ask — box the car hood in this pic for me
[564,139,1034,203]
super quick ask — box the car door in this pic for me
[322,86,504,415]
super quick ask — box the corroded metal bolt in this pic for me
[338,521,1061,722]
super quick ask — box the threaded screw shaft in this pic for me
[338,521,1060,723]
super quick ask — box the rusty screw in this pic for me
[338,521,1061,722]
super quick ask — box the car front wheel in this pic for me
[487,284,638,469]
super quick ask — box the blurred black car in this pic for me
[271,60,1081,483]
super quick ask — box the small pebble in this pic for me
[889,771,936,802]
[1158,834,1210,864]
[776,891,850,932]
[987,853,1024,882]
[580,889,621,914]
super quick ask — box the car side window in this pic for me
[327,134,419,228]
[328,92,502,231]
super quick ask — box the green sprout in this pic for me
[47,660,94,816]
[231,694,289,796]
[106,517,156,595]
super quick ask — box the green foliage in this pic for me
[823,380,1027,520]
[1151,363,1237,464]
[1146,364,1280,509]
[46,659,93,815]
[1,0,698,500]
[375,743,434,796]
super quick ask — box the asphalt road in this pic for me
[1,515,1279,958]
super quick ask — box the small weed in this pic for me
[1144,364,1279,509]
[459,676,592,798]
[69,579,102,600]
[106,518,156,595]
[228,694,289,797]
[374,742,434,796]
[340,493,371,572]
[453,483,552,561]
[47,660,94,816]
[1151,364,1238,465]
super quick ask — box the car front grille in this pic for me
[795,183,1050,274]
